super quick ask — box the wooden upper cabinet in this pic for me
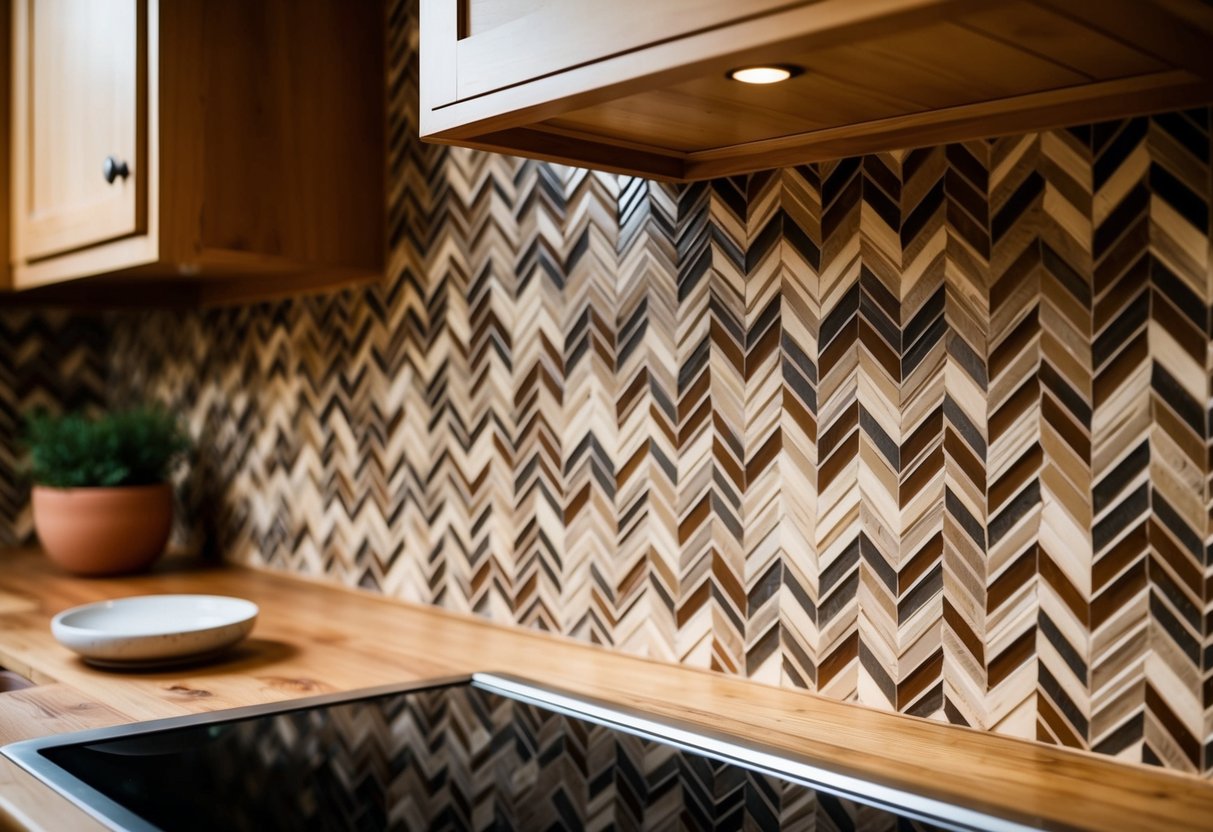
[14,0,143,262]
[443,0,797,105]
[420,0,1213,181]
[8,0,385,306]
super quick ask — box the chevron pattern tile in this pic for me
[0,0,1199,778]
[0,309,106,547]
[1143,110,1210,772]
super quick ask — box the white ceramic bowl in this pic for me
[51,595,258,667]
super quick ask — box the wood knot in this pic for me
[163,684,212,699]
[257,676,328,693]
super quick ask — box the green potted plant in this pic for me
[24,408,190,576]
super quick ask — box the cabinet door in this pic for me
[432,0,803,104]
[12,0,145,263]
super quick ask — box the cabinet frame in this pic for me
[6,0,386,306]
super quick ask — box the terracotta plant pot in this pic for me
[31,483,173,576]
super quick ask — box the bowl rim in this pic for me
[51,594,259,639]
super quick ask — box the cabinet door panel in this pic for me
[452,0,807,102]
[14,0,145,262]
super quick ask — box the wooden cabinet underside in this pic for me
[422,0,1213,181]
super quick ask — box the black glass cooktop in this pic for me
[3,674,1021,832]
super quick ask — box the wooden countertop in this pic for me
[0,547,1210,832]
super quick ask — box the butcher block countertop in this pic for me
[0,548,1210,832]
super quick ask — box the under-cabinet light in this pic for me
[727,65,801,84]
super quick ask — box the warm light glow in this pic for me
[728,65,797,84]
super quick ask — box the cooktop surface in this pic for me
[3,674,1027,831]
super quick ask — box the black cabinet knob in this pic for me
[102,155,130,184]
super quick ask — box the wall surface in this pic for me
[0,309,105,546]
[8,0,1211,778]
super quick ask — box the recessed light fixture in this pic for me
[727,65,802,85]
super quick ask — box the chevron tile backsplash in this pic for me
[0,309,106,547]
[4,0,1212,779]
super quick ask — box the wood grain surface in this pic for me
[0,548,1210,831]
[421,0,1213,180]
[8,0,385,305]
